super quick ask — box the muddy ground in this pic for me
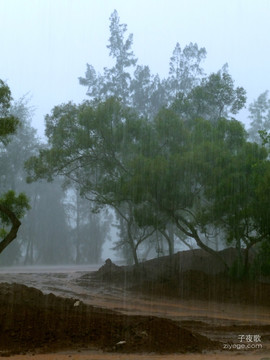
[0,282,219,355]
[0,249,270,359]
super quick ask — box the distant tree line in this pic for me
[0,95,110,265]
[1,10,270,277]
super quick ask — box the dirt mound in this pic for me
[89,249,270,306]
[136,270,270,306]
[95,248,242,282]
[0,283,219,356]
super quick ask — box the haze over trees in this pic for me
[0,82,30,257]
[1,10,270,276]
[0,91,110,266]
[248,91,270,143]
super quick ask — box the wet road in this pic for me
[0,265,100,300]
[0,265,269,326]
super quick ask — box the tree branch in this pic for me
[0,204,21,254]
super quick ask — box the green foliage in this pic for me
[79,9,246,126]
[0,190,30,225]
[79,10,137,104]
[258,129,270,145]
[0,80,20,144]
[130,66,166,117]
[168,42,206,97]
[27,90,270,267]
[0,228,7,238]
[198,122,267,251]
[26,98,143,197]
[0,79,12,115]
[25,12,267,265]
[0,81,31,255]
[171,65,246,122]
[79,10,209,119]
[251,160,270,237]
[248,91,270,143]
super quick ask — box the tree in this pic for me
[29,180,71,264]
[197,119,268,273]
[79,10,137,104]
[171,64,246,122]
[167,42,206,99]
[117,107,269,272]
[28,96,267,270]
[0,191,29,254]
[0,80,20,142]
[130,65,156,117]
[66,187,110,264]
[0,106,37,263]
[248,138,270,276]
[0,81,30,255]
[79,11,208,120]
[248,91,270,143]
[109,200,156,265]
[117,110,224,263]
[0,96,73,265]
[0,97,37,193]
[26,98,157,265]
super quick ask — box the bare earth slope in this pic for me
[0,282,218,356]
[1,248,270,358]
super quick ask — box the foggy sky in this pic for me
[1,0,270,137]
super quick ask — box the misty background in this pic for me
[1,0,270,136]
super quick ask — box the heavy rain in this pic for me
[0,1,270,359]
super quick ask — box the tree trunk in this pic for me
[0,204,21,254]
[175,214,229,272]
[244,247,249,275]
[24,236,34,265]
[75,190,81,264]
[243,239,261,276]
[159,229,174,258]
[131,241,139,267]
[168,224,175,255]
[127,224,139,267]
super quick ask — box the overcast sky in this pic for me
[1,0,270,137]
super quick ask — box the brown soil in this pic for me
[0,283,219,356]
[1,248,270,358]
